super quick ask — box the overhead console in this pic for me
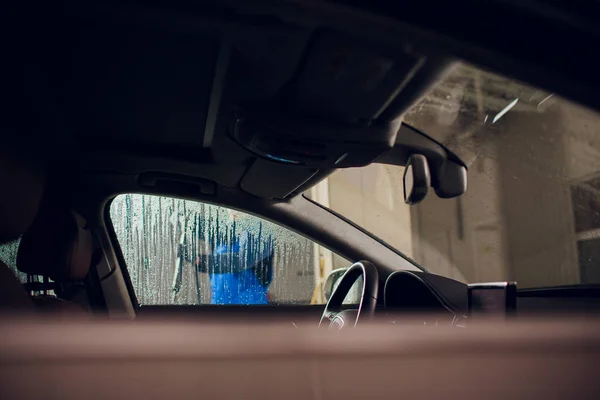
[230,31,468,200]
[232,108,399,168]
[232,31,416,171]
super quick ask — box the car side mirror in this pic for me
[403,154,431,205]
[323,268,349,300]
[323,267,364,304]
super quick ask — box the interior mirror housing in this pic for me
[404,154,431,205]
[376,123,467,201]
[434,159,468,198]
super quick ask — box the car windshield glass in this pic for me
[306,62,600,288]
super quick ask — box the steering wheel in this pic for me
[319,261,379,329]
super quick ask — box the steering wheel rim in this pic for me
[319,261,379,328]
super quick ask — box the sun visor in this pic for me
[240,158,318,199]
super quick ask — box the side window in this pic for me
[109,194,351,306]
[0,239,26,283]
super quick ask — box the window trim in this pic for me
[104,196,141,309]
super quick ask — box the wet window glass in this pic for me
[306,62,600,288]
[110,194,350,306]
[571,177,600,234]
[0,239,26,283]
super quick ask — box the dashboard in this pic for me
[381,269,600,324]
[382,270,466,326]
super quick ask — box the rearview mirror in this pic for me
[404,154,431,205]
[376,123,467,200]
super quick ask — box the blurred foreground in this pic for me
[1,316,599,399]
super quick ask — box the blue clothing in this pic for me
[209,270,269,305]
[201,229,273,305]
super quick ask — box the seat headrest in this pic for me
[0,150,45,243]
[17,207,93,281]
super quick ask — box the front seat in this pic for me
[0,149,45,313]
[17,196,94,317]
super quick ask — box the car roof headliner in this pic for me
[5,0,600,203]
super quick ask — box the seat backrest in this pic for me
[0,262,34,313]
[17,206,93,282]
[17,200,94,317]
[0,148,45,313]
[0,150,45,245]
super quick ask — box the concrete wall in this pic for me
[409,154,506,283]
[327,163,413,258]
[408,100,599,287]
[323,98,600,288]
[562,103,600,180]
[495,109,579,287]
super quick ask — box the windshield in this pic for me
[306,62,600,288]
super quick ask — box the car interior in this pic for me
[2,0,600,398]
